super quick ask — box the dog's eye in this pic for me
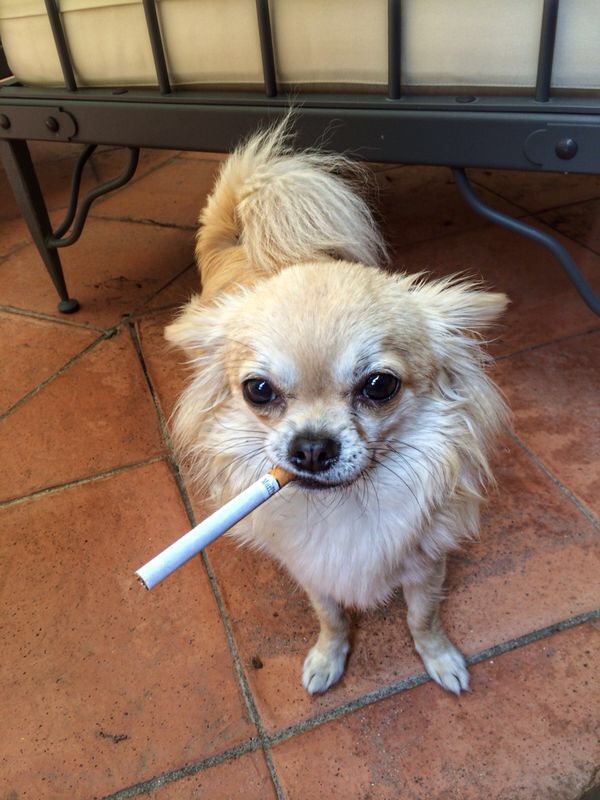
[360,372,400,402]
[243,378,277,405]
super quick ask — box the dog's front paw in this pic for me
[302,643,349,695]
[420,645,470,695]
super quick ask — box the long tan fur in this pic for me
[166,117,509,696]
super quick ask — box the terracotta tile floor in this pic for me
[1,142,599,800]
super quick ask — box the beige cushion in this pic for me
[1,0,599,91]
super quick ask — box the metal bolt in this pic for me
[45,116,60,133]
[0,114,10,130]
[555,137,578,160]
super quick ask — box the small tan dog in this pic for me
[166,119,508,695]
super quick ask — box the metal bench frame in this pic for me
[1,0,598,314]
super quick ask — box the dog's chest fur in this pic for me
[230,478,456,609]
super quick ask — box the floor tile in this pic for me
[496,331,600,517]
[0,460,256,799]
[28,140,88,163]
[137,265,199,315]
[192,435,599,734]
[0,217,195,328]
[539,197,600,255]
[141,750,276,799]
[0,216,32,258]
[271,621,599,800]
[93,156,222,228]
[0,311,98,415]
[469,168,600,213]
[0,329,164,502]
[376,165,524,250]
[178,151,227,162]
[391,218,600,357]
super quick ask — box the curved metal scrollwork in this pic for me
[48,146,140,249]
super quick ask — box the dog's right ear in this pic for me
[165,294,225,355]
[164,293,247,456]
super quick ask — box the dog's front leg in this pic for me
[402,554,469,695]
[302,591,350,695]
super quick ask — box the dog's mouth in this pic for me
[292,474,357,492]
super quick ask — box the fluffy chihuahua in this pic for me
[166,118,508,695]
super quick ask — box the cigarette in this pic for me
[136,467,293,590]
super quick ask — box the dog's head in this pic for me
[166,262,507,496]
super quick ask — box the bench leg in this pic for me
[452,167,600,316]
[1,138,79,313]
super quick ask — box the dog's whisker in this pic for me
[359,467,381,527]
[204,446,267,499]
[370,439,443,485]
[367,453,428,518]
[377,448,433,495]
[310,483,350,522]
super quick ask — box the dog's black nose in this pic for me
[289,435,340,474]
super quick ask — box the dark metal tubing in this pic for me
[0,138,79,312]
[535,0,559,102]
[255,0,277,98]
[43,0,77,92]
[388,0,401,100]
[53,144,97,239]
[0,43,10,79]
[49,147,140,248]
[452,168,600,315]
[141,0,171,95]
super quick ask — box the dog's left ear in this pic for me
[409,276,508,349]
[409,277,508,340]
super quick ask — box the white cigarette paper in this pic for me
[136,468,291,590]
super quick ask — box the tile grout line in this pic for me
[101,738,262,800]
[0,456,167,509]
[89,147,222,219]
[91,150,182,206]
[265,606,600,746]
[468,172,600,260]
[465,175,600,263]
[0,303,108,333]
[505,427,599,527]
[89,211,197,231]
[529,192,600,216]
[494,325,600,363]
[0,330,114,422]
[125,261,195,321]
[199,550,287,800]
[100,606,600,799]
[467,176,534,217]
[529,209,600,260]
[0,237,32,262]
[126,321,287,800]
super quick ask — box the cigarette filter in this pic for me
[136,467,291,590]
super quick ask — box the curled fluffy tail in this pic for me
[196,116,387,287]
